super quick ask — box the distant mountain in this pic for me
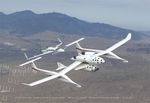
[140,31,150,36]
[0,10,145,40]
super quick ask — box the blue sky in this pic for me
[0,0,150,31]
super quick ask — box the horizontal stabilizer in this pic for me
[19,57,42,67]
[65,38,85,47]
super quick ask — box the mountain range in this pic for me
[0,10,146,40]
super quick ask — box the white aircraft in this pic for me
[57,33,132,72]
[20,56,82,87]
[24,38,85,60]
[41,38,64,54]
[20,33,131,87]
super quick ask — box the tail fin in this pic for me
[31,61,38,70]
[24,52,28,60]
[30,61,40,73]
[76,42,82,50]
[55,38,63,48]
[56,62,66,70]
[56,62,66,71]
[58,38,62,44]
[76,43,85,55]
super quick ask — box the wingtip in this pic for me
[19,64,25,67]
[127,33,132,38]
[123,60,128,63]
[81,37,85,40]
[19,64,23,67]
[22,83,32,86]
[76,84,82,88]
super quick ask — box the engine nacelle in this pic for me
[84,64,99,72]
[72,55,105,64]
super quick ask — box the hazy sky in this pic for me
[0,0,150,31]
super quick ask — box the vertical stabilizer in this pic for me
[24,52,28,59]
[76,43,85,55]
[56,62,66,71]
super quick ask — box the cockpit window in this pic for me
[82,52,85,55]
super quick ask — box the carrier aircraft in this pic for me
[20,33,131,87]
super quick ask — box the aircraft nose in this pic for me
[59,49,65,52]
[71,56,76,60]
[61,49,65,52]
[101,58,105,63]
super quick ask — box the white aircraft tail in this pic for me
[24,52,29,59]
[19,57,42,67]
[31,61,38,70]
[76,42,82,50]
[55,38,63,48]
[23,52,34,60]
[58,38,62,44]
[76,43,85,55]
[56,62,66,71]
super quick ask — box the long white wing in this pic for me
[104,33,131,52]
[20,57,57,75]
[94,33,131,57]
[22,74,59,86]
[76,33,131,55]
[22,61,82,87]
[61,75,81,87]
[65,38,85,48]
[60,61,82,74]
[28,51,53,60]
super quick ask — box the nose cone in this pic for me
[71,56,76,60]
[59,49,65,52]
[41,50,46,53]
[101,58,105,63]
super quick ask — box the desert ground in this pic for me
[0,33,150,103]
